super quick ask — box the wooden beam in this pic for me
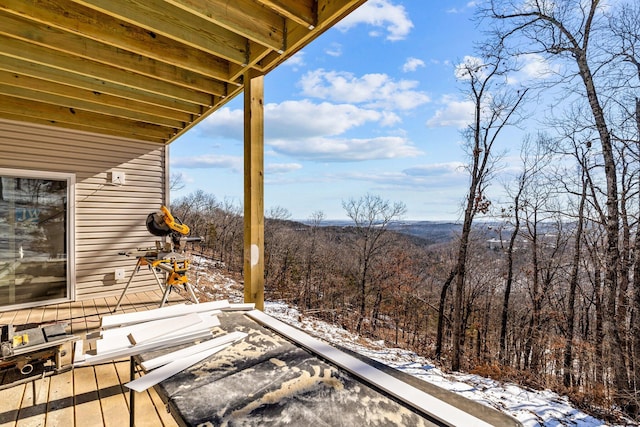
[0,112,167,144]
[259,0,367,72]
[0,11,227,96]
[0,55,203,115]
[0,77,187,128]
[0,0,236,81]
[255,0,317,29]
[68,0,252,68]
[243,72,265,311]
[0,34,213,106]
[167,0,286,52]
[0,95,176,140]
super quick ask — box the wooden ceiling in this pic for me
[0,0,367,144]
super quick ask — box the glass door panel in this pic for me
[0,175,69,307]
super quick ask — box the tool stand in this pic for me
[114,249,199,312]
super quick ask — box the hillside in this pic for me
[311,219,465,245]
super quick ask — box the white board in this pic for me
[141,331,247,371]
[73,339,85,364]
[78,329,213,366]
[99,310,221,339]
[96,314,221,354]
[222,303,255,311]
[126,343,232,392]
[127,312,203,345]
[101,300,230,329]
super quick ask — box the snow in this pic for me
[190,256,633,427]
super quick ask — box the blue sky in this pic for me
[170,1,543,221]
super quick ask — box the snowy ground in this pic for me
[190,256,635,427]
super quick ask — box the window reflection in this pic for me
[0,176,68,307]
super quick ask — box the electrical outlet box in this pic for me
[109,171,126,185]
[115,268,126,281]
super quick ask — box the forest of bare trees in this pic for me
[170,0,640,422]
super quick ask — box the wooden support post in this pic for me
[243,72,265,311]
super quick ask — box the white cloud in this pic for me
[268,135,422,162]
[402,57,425,72]
[299,69,430,110]
[335,0,413,41]
[454,55,486,80]
[324,43,343,57]
[265,100,399,137]
[517,53,559,80]
[200,100,399,141]
[335,162,467,190]
[447,2,477,14]
[266,163,303,174]
[403,162,465,178]
[198,100,419,162]
[284,52,305,68]
[171,154,243,172]
[426,96,475,129]
[398,162,468,189]
[197,107,243,139]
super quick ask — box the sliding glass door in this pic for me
[0,169,74,309]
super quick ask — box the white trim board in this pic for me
[141,331,247,371]
[99,310,221,339]
[101,300,230,329]
[128,313,203,345]
[246,310,493,427]
[96,314,221,354]
[222,303,255,311]
[77,330,213,366]
[126,343,232,392]
[73,339,85,364]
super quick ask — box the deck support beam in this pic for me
[243,72,265,311]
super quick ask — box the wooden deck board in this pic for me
[73,366,103,427]
[0,307,18,325]
[94,362,130,427]
[25,306,45,326]
[15,376,50,427]
[114,359,164,427]
[0,383,24,427]
[45,368,74,427]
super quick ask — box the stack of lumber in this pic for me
[74,300,250,391]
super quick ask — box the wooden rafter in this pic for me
[0,0,367,144]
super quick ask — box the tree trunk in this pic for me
[500,204,521,365]
[435,269,456,360]
[563,171,586,387]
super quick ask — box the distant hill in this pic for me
[387,221,462,244]
[311,220,464,245]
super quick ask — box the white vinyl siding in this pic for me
[0,118,167,304]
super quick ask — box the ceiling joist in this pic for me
[0,0,367,144]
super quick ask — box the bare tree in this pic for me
[485,0,629,397]
[434,46,528,370]
[499,134,550,364]
[342,193,406,333]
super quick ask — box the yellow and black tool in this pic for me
[114,206,202,311]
